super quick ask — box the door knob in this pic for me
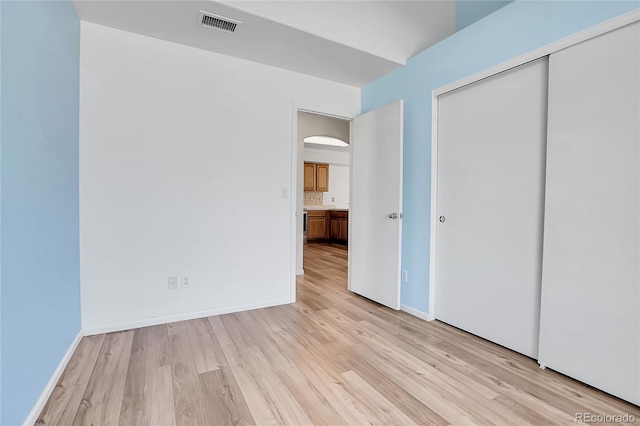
[389,212,399,219]
[439,215,446,223]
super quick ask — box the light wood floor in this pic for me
[38,243,640,425]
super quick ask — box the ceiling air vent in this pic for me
[198,11,241,33]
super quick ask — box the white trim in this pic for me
[396,100,405,311]
[434,9,640,97]
[83,298,290,336]
[428,8,639,326]
[400,304,433,321]
[24,330,84,426]
[428,93,438,322]
[290,103,299,303]
[347,120,353,293]
[297,107,355,121]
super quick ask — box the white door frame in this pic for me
[428,9,639,319]
[290,102,356,302]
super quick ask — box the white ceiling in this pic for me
[74,1,458,87]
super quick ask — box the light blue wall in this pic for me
[456,1,513,31]
[362,0,640,314]
[1,1,81,424]
[0,2,3,423]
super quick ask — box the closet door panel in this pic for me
[539,21,640,404]
[435,58,548,358]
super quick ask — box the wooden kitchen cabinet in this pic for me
[338,218,348,241]
[303,163,316,191]
[329,210,348,244]
[315,164,329,192]
[307,210,329,240]
[303,162,329,192]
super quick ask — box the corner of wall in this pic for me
[455,0,513,31]
[22,330,84,426]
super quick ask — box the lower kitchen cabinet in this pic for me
[330,210,348,244]
[307,210,348,243]
[307,210,329,240]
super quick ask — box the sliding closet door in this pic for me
[435,58,548,358]
[539,21,640,404]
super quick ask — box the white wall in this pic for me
[325,165,350,208]
[303,147,350,166]
[79,22,360,333]
[298,111,350,143]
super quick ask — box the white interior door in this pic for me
[538,21,640,405]
[350,100,403,309]
[435,58,548,358]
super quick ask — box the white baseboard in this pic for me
[24,330,84,426]
[400,304,435,321]
[297,268,304,275]
[83,298,292,336]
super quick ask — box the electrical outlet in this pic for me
[168,276,178,290]
[281,186,289,198]
[401,270,408,282]
[331,196,336,202]
[182,276,190,288]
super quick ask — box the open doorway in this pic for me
[296,110,351,286]
[292,101,403,310]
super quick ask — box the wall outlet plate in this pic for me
[169,276,178,290]
[182,276,190,288]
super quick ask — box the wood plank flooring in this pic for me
[37,243,640,425]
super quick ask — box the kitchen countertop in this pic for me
[304,205,349,211]
[304,205,335,211]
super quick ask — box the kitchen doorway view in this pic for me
[297,110,351,289]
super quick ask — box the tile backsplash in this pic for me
[304,191,323,205]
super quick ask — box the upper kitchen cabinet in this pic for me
[316,164,329,191]
[304,162,329,192]
[304,163,317,191]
